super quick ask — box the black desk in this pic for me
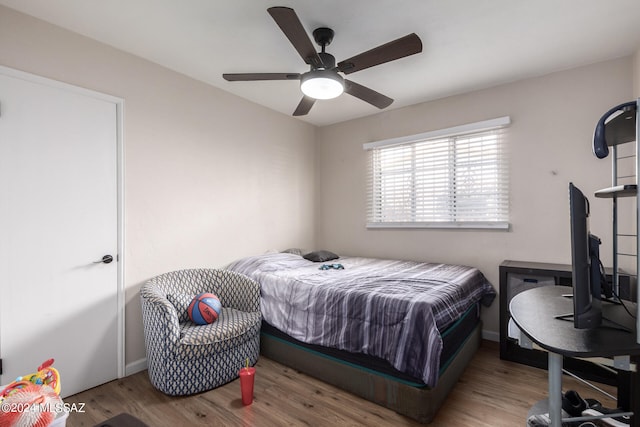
[510,286,640,427]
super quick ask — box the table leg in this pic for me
[615,356,638,427]
[631,355,639,427]
[548,352,563,427]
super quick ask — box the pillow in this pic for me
[303,250,339,262]
[281,248,304,256]
[166,293,193,323]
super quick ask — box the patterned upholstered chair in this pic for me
[140,269,260,396]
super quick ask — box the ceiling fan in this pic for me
[223,7,423,116]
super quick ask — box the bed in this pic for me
[226,251,496,423]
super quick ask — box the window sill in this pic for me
[366,221,510,230]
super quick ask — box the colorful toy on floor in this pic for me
[0,359,61,400]
[0,383,61,427]
[0,359,63,427]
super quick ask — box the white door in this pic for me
[0,68,122,397]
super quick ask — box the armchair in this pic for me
[140,269,260,396]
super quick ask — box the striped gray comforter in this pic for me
[226,252,495,387]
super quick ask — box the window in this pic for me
[365,117,509,229]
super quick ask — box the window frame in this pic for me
[364,117,510,230]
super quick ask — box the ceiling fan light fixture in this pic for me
[300,70,344,100]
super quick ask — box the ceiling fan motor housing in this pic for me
[317,52,336,70]
[312,28,337,70]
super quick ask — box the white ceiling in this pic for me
[3,0,640,126]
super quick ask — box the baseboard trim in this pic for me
[482,329,499,342]
[125,358,147,377]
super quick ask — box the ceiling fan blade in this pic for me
[267,7,323,69]
[293,96,316,116]
[337,33,422,75]
[344,80,393,109]
[223,73,300,81]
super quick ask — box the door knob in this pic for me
[94,255,114,264]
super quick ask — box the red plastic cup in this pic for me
[239,367,255,405]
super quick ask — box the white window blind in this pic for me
[365,117,510,229]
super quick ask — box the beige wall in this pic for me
[0,6,317,367]
[634,48,640,97]
[316,57,634,337]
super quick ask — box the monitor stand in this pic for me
[554,313,632,333]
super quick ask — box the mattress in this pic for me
[260,301,481,386]
[227,252,495,387]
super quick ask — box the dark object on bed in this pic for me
[303,249,339,262]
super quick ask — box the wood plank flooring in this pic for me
[63,341,618,426]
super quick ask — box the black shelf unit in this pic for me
[594,99,639,345]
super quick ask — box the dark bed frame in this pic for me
[259,322,482,424]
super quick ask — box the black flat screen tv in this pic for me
[568,182,602,329]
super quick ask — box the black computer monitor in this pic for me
[568,182,603,329]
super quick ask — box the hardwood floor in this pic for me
[63,341,617,426]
